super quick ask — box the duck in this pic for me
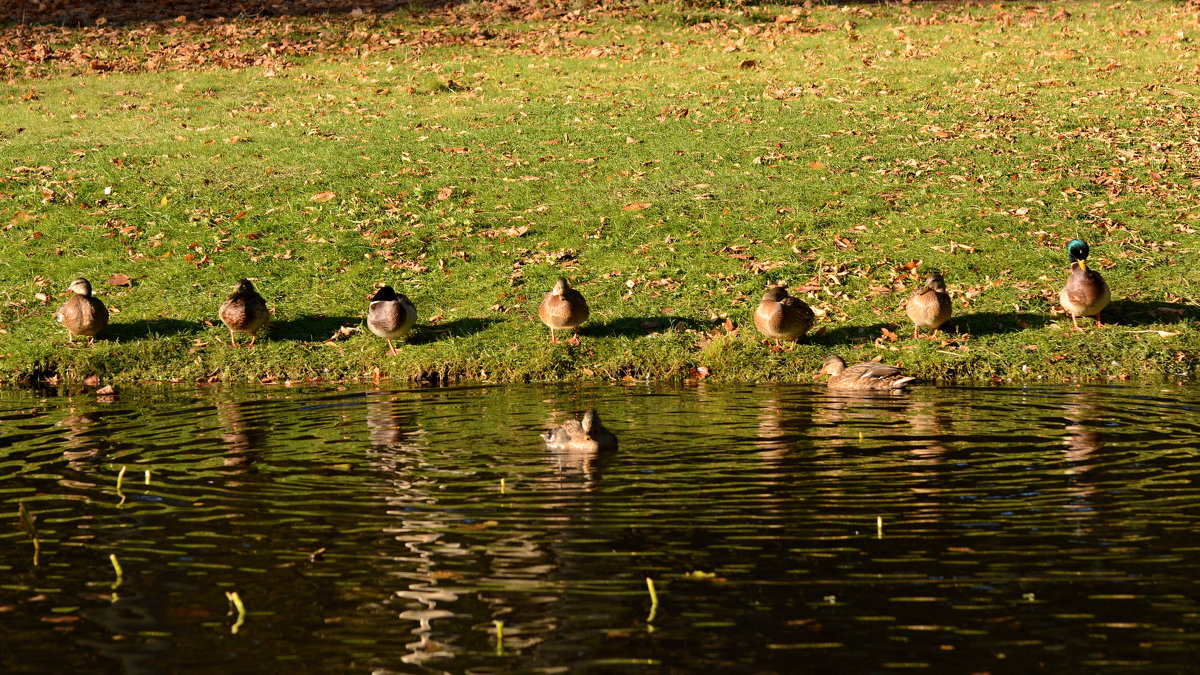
[1059,238,1110,330]
[367,285,417,355]
[219,279,269,347]
[818,355,917,393]
[56,278,108,344]
[539,277,589,344]
[906,271,952,339]
[542,407,618,453]
[753,285,815,350]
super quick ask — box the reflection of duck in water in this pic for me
[1062,397,1102,474]
[818,355,917,393]
[216,400,267,465]
[754,392,814,464]
[58,404,104,467]
[366,394,418,448]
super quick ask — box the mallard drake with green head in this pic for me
[539,277,589,344]
[219,279,269,347]
[56,278,108,344]
[367,285,417,355]
[818,355,917,393]
[753,285,815,350]
[1059,239,1110,330]
[906,271,952,339]
[543,407,618,453]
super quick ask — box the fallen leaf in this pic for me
[325,326,358,341]
[107,273,132,287]
[807,161,826,170]
[623,202,651,211]
[310,191,336,203]
[95,385,116,396]
[437,186,453,200]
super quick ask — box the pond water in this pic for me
[3,382,1200,673]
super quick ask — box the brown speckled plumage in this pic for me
[539,277,589,343]
[818,355,917,393]
[219,279,269,347]
[56,278,107,344]
[906,272,952,339]
[753,285,814,349]
[542,408,617,453]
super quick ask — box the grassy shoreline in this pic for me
[2,1,1198,387]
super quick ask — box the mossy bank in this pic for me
[2,1,1198,386]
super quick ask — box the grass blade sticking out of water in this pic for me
[226,591,246,635]
[646,577,659,626]
[110,553,123,601]
[116,465,127,507]
[493,620,504,656]
[18,502,38,567]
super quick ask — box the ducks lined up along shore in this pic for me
[52,239,1114,364]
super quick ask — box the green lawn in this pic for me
[2,1,1198,385]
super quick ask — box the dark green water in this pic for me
[3,383,1200,673]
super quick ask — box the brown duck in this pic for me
[818,355,917,393]
[753,285,815,350]
[542,408,618,453]
[219,279,269,347]
[367,285,417,355]
[56,278,108,344]
[539,277,589,344]
[1059,239,1110,330]
[906,271,952,339]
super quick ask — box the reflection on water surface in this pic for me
[3,383,1200,672]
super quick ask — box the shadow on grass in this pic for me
[808,322,893,347]
[1105,300,1194,326]
[107,318,202,341]
[410,317,502,344]
[270,315,362,342]
[949,312,1051,337]
[584,316,709,338]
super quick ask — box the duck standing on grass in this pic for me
[753,285,815,350]
[1065,237,1108,329]
[1059,238,1110,330]
[367,285,417,355]
[219,279,269,347]
[906,271,952,339]
[818,355,917,393]
[543,408,618,453]
[539,277,589,345]
[56,278,108,344]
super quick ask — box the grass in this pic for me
[1,0,1198,386]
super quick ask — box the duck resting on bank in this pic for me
[539,277,589,345]
[1059,238,1110,331]
[56,277,108,345]
[219,279,269,347]
[906,271,952,339]
[753,284,815,350]
[367,285,417,355]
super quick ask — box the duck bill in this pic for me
[1078,259,1089,272]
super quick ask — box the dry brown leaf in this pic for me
[107,273,132,287]
[623,202,651,211]
[310,191,336,203]
[437,187,453,200]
